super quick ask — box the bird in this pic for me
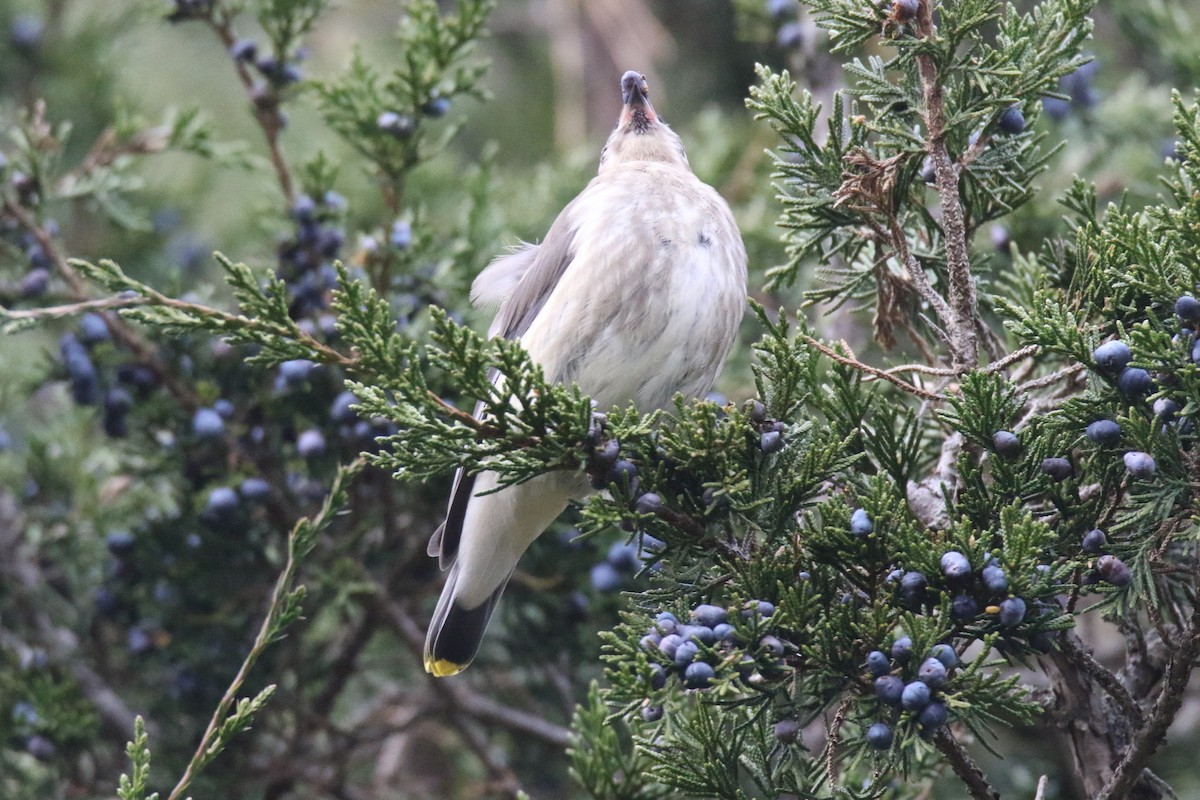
[424,70,748,677]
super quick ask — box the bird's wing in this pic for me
[429,205,578,569]
[487,208,578,341]
[471,243,538,317]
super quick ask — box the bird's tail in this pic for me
[423,560,512,677]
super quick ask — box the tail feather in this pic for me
[424,561,511,677]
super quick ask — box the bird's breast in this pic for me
[519,167,747,412]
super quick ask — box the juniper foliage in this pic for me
[1,0,1200,797]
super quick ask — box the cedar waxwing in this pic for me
[424,70,748,677]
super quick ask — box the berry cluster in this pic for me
[637,600,780,718]
[1042,60,1099,121]
[866,639,958,749]
[890,549,1040,637]
[276,193,346,320]
[749,400,788,454]
[0,203,58,300]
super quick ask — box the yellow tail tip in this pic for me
[425,656,466,677]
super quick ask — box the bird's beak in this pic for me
[619,70,658,130]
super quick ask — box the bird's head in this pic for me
[598,70,689,174]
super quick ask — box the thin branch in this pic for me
[205,5,295,203]
[934,730,1000,800]
[913,0,980,371]
[2,198,202,407]
[1095,616,1200,800]
[801,334,946,400]
[1058,633,1144,728]
[982,344,1039,375]
[1017,362,1087,393]
[883,362,958,378]
[167,460,364,800]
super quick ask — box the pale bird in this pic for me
[424,70,748,677]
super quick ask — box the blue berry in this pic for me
[105,530,136,554]
[192,407,225,438]
[674,640,700,667]
[296,428,326,458]
[606,459,638,489]
[1082,528,1106,554]
[648,663,666,690]
[930,643,958,669]
[901,681,931,711]
[759,429,785,453]
[875,675,904,706]
[765,0,797,19]
[1093,340,1132,373]
[640,632,662,650]
[866,721,893,750]
[951,594,980,621]
[899,571,927,604]
[607,541,640,572]
[229,38,257,62]
[18,268,50,298]
[212,398,235,419]
[1153,398,1179,422]
[278,359,316,387]
[377,111,414,138]
[1175,295,1200,322]
[390,219,413,249]
[1117,367,1152,395]
[1086,419,1121,445]
[239,478,270,503]
[657,633,682,659]
[684,661,716,689]
[866,650,890,677]
[1040,457,1072,481]
[776,21,804,49]
[290,194,317,222]
[850,508,873,536]
[992,430,1021,458]
[742,599,775,619]
[999,597,1026,626]
[997,105,1025,134]
[654,611,678,632]
[981,564,1009,594]
[205,486,240,517]
[1123,451,1156,479]
[773,719,801,744]
[641,705,663,722]
[681,624,716,646]
[11,700,39,726]
[24,734,55,761]
[940,551,971,581]
[713,623,737,643]
[1097,555,1132,587]
[78,313,111,345]
[918,700,949,730]
[891,636,913,663]
[589,562,622,593]
[423,97,451,117]
[918,657,948,688]
[691,603,727,627]
[634,492,662,514]
[759,635,785,658]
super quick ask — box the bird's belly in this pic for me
[524,231,744,413]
